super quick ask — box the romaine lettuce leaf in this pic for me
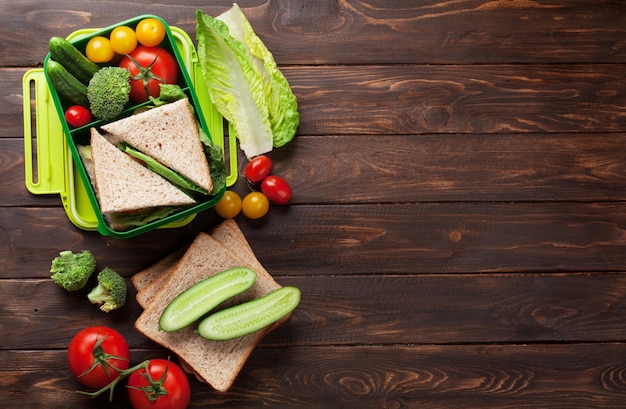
[216,4,299,148]
[196,9,273,159]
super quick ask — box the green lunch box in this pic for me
[23,15,238,239]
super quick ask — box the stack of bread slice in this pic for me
[132,219,288,391]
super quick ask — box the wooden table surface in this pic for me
[3,1,626,408]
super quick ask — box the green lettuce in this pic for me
[119,143,209,196]
[195,7,299,159]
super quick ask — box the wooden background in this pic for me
[2,1,626,407]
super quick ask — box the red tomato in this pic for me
[127,359,190,409]
[119,46,179,103]
[67,326,130,389]
[261,175,292,205]
[244,155,272,183]
[64,105,93,128]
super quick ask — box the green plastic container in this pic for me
[23,16,238,239]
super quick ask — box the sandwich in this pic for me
[101,98,214,196]
[89,128,196,231]
[133,220,290,391]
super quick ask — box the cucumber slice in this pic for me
[159,266,257,332]
[197,286,301,340]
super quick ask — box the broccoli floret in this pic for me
[87,267,127,312]
[50,250,96,291]
[87,67,131,120]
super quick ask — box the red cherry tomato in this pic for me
[64,105,93,128]
[119,45,179,103]
[261,175,292,205]
[67,326,130,389]
[127,359,191,409]
[244,155,272,183]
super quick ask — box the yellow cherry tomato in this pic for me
[135,18,166,47]
[85,36,115,63]
[109,26,138,54]
[215,191,242,219]
[242,192,270,219]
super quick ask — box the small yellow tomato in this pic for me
[135,18,166,47]
[109,26,138,55]
[85,36,115,63]
[241,192,270,219]
[215,190,242,219]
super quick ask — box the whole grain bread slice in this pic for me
[101,98,213,192]
[133,220,252,308]
[134,231,284,391]
[90,128,196,231]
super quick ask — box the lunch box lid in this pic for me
[23,22,239,235]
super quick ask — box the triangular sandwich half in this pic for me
[100,98,213,194]
[90,128,196,231]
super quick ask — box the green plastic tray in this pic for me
[23,18,238,238]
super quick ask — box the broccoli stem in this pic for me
[87,285,109,304]
[59,250,76,266]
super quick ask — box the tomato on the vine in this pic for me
[127,359,190,409]
[85,36,115,63]
[135,18,166,47]
[65,105,93,128]
[109,26,138,55]
[67,326,130,389]
[119,46,179,102]
[244,155,272,183]
[261,175,292,205]
[242,191,270,219]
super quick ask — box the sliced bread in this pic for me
[134,229,284,391]
[90,128,196,218]
[101,98,213,192]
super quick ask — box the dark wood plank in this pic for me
[2,1,625,66]
[3,344,626,408]
[289,64,626,135]
[3,202,626,279]
[266,133,626,203]
[3,273,626,350]
[8,131,626,206]
[8,64,626,140]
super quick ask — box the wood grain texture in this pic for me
[8,64,626,138]
[2,0,626,407]
[3,202,626,278]
[2,1,626,66]
[3,344,626,408]
[3,273,626,350]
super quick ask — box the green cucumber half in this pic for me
[197,286,301,341]
[159,266,257,332]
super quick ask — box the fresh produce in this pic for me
[127,359,190,409]
[65,105,93,128]
[244,155,272,183]
[196,6,299,159]
[159,266,257,332]
[85,35,115,63]
[46,60,90,107]
[67,326,130,389]
[198,286,301,340]
[48,36,100,84]
[87,66,131,120]
[109,25,138,54]
[119,45,179,102]
[50,250,96,291]
[241,191,270,219]
[135,18,167,47]
[261,174,292,205]
[87,267,127,312]
[215,190,242,219]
